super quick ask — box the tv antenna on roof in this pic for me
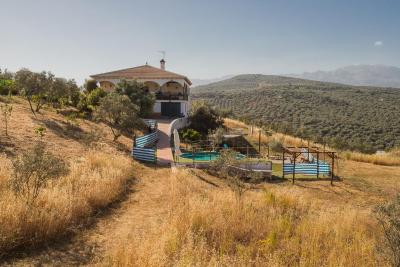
[158,50,166,60]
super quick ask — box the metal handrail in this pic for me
[155,93,188,101]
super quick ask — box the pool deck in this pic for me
[156,119,174,166]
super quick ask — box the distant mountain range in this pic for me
[191,75,234,87]
[288,65,400,88]
[193,65,400,88]
[191,74,337,94]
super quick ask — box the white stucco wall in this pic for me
[168,117,189,137]
[181,102,187,116]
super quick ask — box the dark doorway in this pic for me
[161,102,181,117]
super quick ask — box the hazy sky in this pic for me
[1,0,399,84]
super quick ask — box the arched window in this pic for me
[161,81,184,94]
[99,81,115,91]
[144,81,161,93]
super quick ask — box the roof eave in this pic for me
[91,75,192,85]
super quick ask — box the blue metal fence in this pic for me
[132,124,158,163]
[135,131,158,148]
[283,162,331,176]
[132,147,157,163]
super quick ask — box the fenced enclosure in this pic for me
[174,145,262,164]
[282,146,337,184]
[132,119,158,163]
[172,127,270,164]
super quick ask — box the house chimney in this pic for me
[160,59,166,70]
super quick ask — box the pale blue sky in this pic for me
[1,0,399,84]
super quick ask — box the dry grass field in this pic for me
[1,99,399,266]
[103,169,385,266]
[0,151,133,256]
[0,97,135,259]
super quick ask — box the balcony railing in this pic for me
[155,93,188,101]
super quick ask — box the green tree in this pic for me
[95,93,145,141]
[32,71,54,112]
[77,88,108,114]
[87,87,107,107]
[48,77,80,107]
[0,79,15,95]
[14,69,53,115]
[181,128,201,143]
[208,127,225,149]
[77,93,90,113]
[84,79,98,93]
[0,68,15,95]
[189,100,223,135]
[115,80,155,117]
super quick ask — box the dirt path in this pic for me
[156,119,174,166]
[5,166,172,266]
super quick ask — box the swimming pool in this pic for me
[179,151,245,161]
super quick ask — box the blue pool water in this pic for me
[180,152,245,161]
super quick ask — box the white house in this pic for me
[90,59,192,117]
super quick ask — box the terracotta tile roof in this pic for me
[90,65,192,85]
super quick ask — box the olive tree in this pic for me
[84,79,98,93]
[0,69,14,95]
[115,80,155,117]
[189,100,224,135]
[10,142,69,205]
[208,149,248,200]
[208,127,225,149]
[48,77,80,107]
[15,69,80,113]
[95,93,145,141]
[0,79,14,95]
[14,69,53,115]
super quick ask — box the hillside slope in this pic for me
[192,74,400,152]
[2,98,400,266]
[0,97,132,158]
[0,96,136,260]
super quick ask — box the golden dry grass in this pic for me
[0,151,133,255]
[103,169,386,266]
[343,151,400,166]
[224,118,318,148]
[0,97,136,257]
